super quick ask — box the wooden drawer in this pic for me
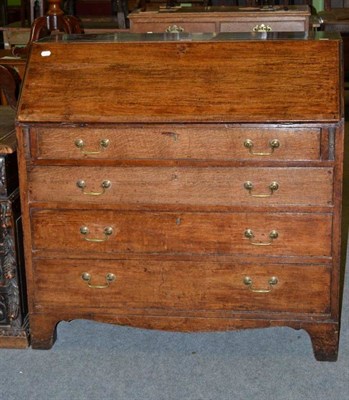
[220,20,307,33]
[33,258,331,314]
[31,210,332,257]
[32,126,321,162]
[131,20,307,34]
[129,22,216,33]
[128,7,310,35]
[28,166,333,207]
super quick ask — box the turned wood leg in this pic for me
[303,323,339,362]
[30,314,58,350]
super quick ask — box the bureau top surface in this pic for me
[17,32,342,124]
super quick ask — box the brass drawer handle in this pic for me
[244,139,280,156]
[244,229,278,246]
[76,179,111,196]
[252,24,272,32]
[243,276,278,293]
[74,138,110,155]
[81,272,116,289]
[244,181,279,197]
[165,25,184,33]
[80,226,113,242]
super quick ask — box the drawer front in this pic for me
[220,20,307,33]
[32,126,321,161]
[31,210,332,257]
[33,258,331,314]
[28,166,333,207]
[130,22,216,33]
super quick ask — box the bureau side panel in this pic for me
[15,126,36,325]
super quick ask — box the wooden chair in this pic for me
[13,0,84,57]
[0,65,21,110]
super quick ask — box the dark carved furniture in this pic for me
[0,65,28,348]
[16,32,343,360]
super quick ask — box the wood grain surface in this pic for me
[18,39,341,123]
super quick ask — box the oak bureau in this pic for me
[16,32,344,360]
